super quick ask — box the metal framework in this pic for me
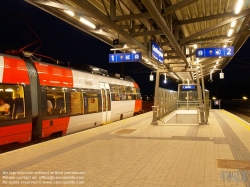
[25,0,250,83]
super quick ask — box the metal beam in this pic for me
[183,33,240,45]
[130,30,164,37]
[164,49,176,53]
[70,0,147,52]
[180,13,250,44]
[141,0,189,67]
[179,9,250,25]
[164,60,184,64]
[163,0,198,16]
[161,41,171,46]
[110,0,116,20]
[31,0,92,17]
[113,12,151,21]
[164,56,181,59]
[98,24,142,30]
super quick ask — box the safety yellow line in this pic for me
[222,110,250,131]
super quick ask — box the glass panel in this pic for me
[102,89,106,112]
[70,91,83,115]
[46,87,66,115]
[120,86,126,100]
[0,84,25,120]
[106,89,111,111]
[110,84,120,101]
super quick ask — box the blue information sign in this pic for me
[109,52,142,63]
[148,41,164,63]
[196,46,234,58]
[181,85,197,90]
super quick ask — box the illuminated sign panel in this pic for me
[181,85,197,91]
[196,46,234,58]
[109,52,142,63]
[148,41,163,63]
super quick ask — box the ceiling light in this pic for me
[193,44,197,49]
[79,17,96,29]
[227,29,234,37]
[64,10,75,17]
[216,61,219,64]
[231,21,236,27]
[235,0,243,14]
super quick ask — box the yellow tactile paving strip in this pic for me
[0,110,250,187]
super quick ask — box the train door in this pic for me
[100,82,111,124]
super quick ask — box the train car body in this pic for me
[0,54,142,146]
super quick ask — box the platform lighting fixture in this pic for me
[216,61,219,64]
[219,56,222,58]
[163,73,167,84]
[243,96,248,100]
[123,44,127,48]
[79,17,96,29]
[64,10,75,16]
[235,0,244,14]
[223,44,227,48]
[231,21,237,28]
[132,49,136,53]
[193,44,197,49]
[212,97,216,100]
[227,29,234,37]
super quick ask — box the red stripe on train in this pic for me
[34,62,73,87]
[2,56,30,84]
[41,117,70,138]
[0,123,32,146]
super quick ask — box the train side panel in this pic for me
[34,62,73,137]
[0,55,32,146]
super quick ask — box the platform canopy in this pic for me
[25,0,250,83]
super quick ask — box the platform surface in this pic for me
[1,110,250,187]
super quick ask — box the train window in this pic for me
[101,89,106,112]
[0,84,25,120]
[84,90,102,114]
[46,87,66,115]
[119,86,126,100]
[70,91,84,115]
[126,86,134,100]
[110,84,120,101]
[106,89,111,111]
[136,88,142,100]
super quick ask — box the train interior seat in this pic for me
[4,97,14,117]
[13,98,25,119]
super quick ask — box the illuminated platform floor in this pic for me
[1,110,250,187]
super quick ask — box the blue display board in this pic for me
[181,85,197,90]
[148,41,164,63]
[109,52,142,63]
[196,46,234,58]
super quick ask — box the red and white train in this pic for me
[0,53,142,146]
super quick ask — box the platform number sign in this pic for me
[196,46,234,58]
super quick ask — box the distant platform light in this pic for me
[243,96,248,100]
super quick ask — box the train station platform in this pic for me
[1,110,250,187]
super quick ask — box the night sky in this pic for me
[0,0,249,99]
